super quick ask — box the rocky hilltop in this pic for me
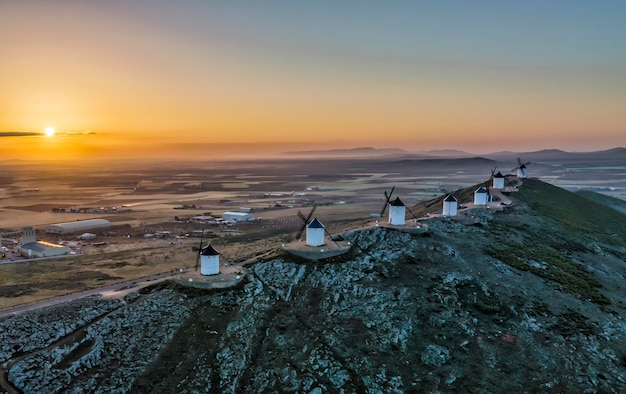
[2,179,626,393]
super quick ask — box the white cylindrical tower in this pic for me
[388,197,406,225]
[492,172,505,189]
[517,166,527,178]
[200,244,220,275]
[306,218,325,247]
[474,187,488,205]
[442,194,458,216]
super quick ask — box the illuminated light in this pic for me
[44,127,55,137]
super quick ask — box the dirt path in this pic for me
[490,189,513,205]
[0,271,177,320]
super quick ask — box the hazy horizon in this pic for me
[1,133,623,164]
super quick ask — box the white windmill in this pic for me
[294,207,338,247]
[379,187,420,225]
[388,197,407,225]
[305,218,325,247]
[379,187,404,225]
[442,194,458,216]
[474,187,489,205]
[193,230,220,275]
[512,157,531,178]
[475,167,496,205]
[492,170,505,189]
[200,244,220,275]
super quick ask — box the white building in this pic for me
[20,226,70,258]
[200,244,220,275]
[222,212,253,222]
[306,218,325,247]
[46,219,111,234]
[388,197,406,225]
[474,187,489,205]
[21,241,71,258]
[78,233,96,240]
[517,165,528,179]
[492,172,505,189]
[22,226,36,244]
[442,194,458,216]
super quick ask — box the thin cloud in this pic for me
[0,132,42,137]
[64,130,97,136]
[0,131,97,137]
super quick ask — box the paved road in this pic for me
[0,271,178,320]
[0,249,277,320]
[1,247,303,320]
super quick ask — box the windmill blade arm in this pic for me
[323,227,341,248]
[406,206,419,220]
[195,229,205,271]
[380,202,388,217]
[380,187,395,216]
[306,206,317,222]
[295,223,307,240]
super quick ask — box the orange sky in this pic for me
[1,1,625,161]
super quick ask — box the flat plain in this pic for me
[1,150,625,308]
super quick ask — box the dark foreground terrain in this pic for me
[2,179,626,393]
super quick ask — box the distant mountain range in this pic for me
[282,147,408,157]
[282,147,472,158]
[282,146,626,161]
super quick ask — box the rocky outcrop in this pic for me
[6,290,190,394]
[3,214,626,393]
[0,296,123,364]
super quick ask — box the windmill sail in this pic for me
[295,206,317,240]
[379,186,395,217]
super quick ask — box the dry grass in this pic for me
[4,157,619,310]
[0,246,192,309]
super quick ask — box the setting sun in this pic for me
[44,127,55,137]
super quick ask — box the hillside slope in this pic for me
[2,180,626,393]
[576,190,626,214]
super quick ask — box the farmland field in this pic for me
[1,152,625,308]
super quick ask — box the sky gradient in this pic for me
[1,1,625,160]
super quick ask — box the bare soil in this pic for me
[1,155,624,309]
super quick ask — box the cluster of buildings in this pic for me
[7,160,531,278]
[0,219,112,259]
[16,226,71,258]
[50,206,131,214]
[187,210,254,225]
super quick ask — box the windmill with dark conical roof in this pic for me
[442,194,458,216]
[475,167,496,205]
[492,170,505,189]
[294,206,339,247]
[379,188,419,225]
[193,229,220,276]
[200,244,220,275]
[305,217,325,247]
[512,157,531,179]
[388,196,406,225]
[473,186,489,205]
